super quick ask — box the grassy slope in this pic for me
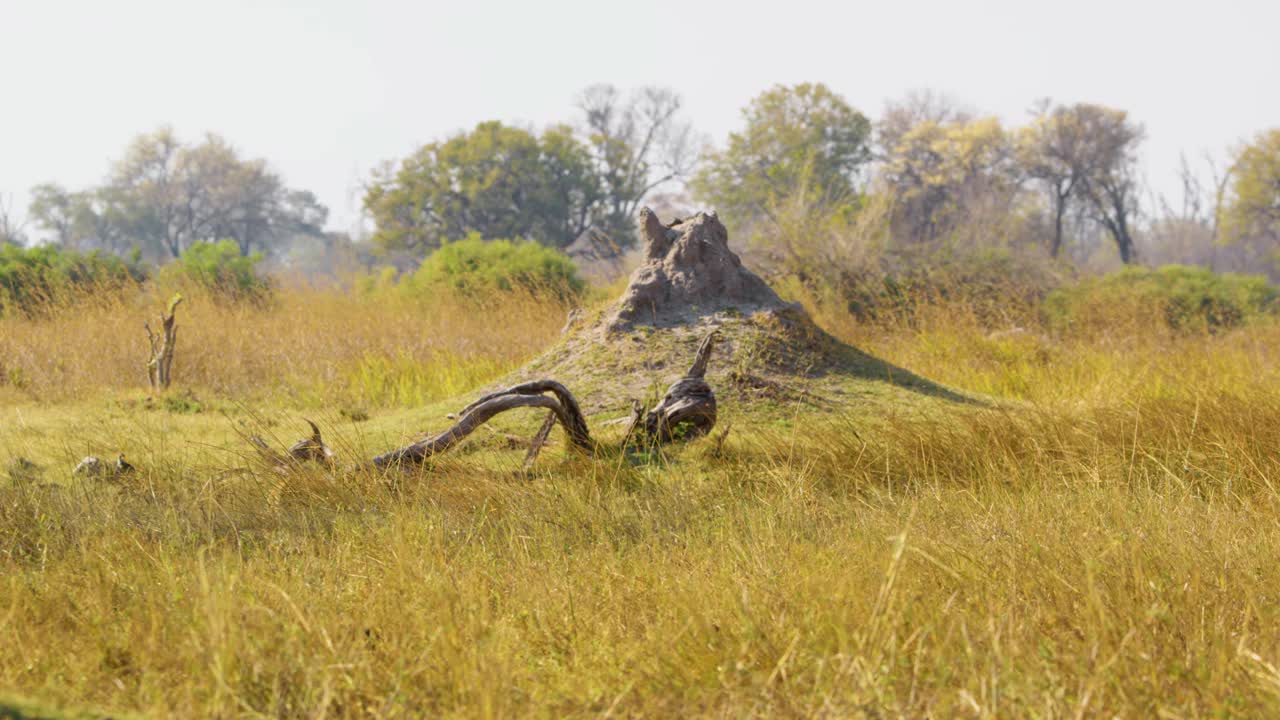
[4,287,1280,717]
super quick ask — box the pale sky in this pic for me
[3,0,1278,236]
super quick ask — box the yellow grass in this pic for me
[3,283,1280,717]
[0,285,567,406]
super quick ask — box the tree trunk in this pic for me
[1050,191,1067,258]
[145,295,182,390]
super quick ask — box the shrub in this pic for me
[408,235,583,300]
[160,240,272,303]
[777,245,1057,332]
[1045,265,1276,333]
[0,244,144,316]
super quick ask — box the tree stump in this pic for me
[145,294,182,391]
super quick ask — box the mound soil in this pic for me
[511,208,969,414]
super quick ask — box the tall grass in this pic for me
[4,382,1280,716]
[5,274,1280,716]
[0,283,569,405]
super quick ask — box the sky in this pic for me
[3,0,1278,236]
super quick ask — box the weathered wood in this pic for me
[372,390,594,470]
[620,399,645,448]
[145,295,182,391]
[638,330,719,444]
[248,329,722,475]
[522,410,558,472]
[287,419,336,466]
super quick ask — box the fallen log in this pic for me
[250,328,721,474]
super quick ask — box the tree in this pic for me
[28,184,129,253]
[105,128,186,258]
[878,116,1021,242]
[0,195,27,247]
[877,90,973,156]
[364,121,602,253]
[1019,103,1091,257]
[692,83,873,226]
[1076,108,1144,264]
[1221,129,1280,251]
[1020,103,1144,263]
[576,85,695,240]
[92,128,328,259]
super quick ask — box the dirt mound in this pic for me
[511,208,969,415]
[608,209,789,331]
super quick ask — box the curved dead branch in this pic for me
[372,387,594,470]
[246,329,722,475]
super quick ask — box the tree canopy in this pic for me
[1019,103,1145,262]
[1222,129,1280,249]
[691,83,873,226]
[365,86,693,255]
[28,128,328,260]
[879,116,1020,242]
[364,122,601,254]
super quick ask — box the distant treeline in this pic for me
[1,83,1277,286]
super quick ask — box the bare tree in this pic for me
[877,90,974,157]
[1021,103,1145,263]
[0,194,26,246]
[577,85,696,238]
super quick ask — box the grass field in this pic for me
[3,285,1280,717]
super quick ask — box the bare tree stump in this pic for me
[635,330,719,445]
[145,294,182,391]
[247,418,336,473]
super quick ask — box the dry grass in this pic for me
[4,283,1280,717]
[0,284,568,406]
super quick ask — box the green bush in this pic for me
[160,240,272,302]
[408,235,583,300]
[0,244,144,316]
[1045,265,1277,333]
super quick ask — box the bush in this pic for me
[1045,265,1276,333]
[408,235,583,300]
[0,244,144,316]
[775,245,1057,331]
[160,240,272,303]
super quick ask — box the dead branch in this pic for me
[249,329,722,475]
[248,418,336,472]
[638,330,719,444]
[372,383,594,470]
[522,410,558,472]
[288,419,336,466]
[145,294,183,391]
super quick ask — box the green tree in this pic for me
[692,83,873,225]
[1221,129,1280,254]
[879,116,1020,242]
[408,234,583,300]
[159,239,271,302]
[364,121,602,253]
